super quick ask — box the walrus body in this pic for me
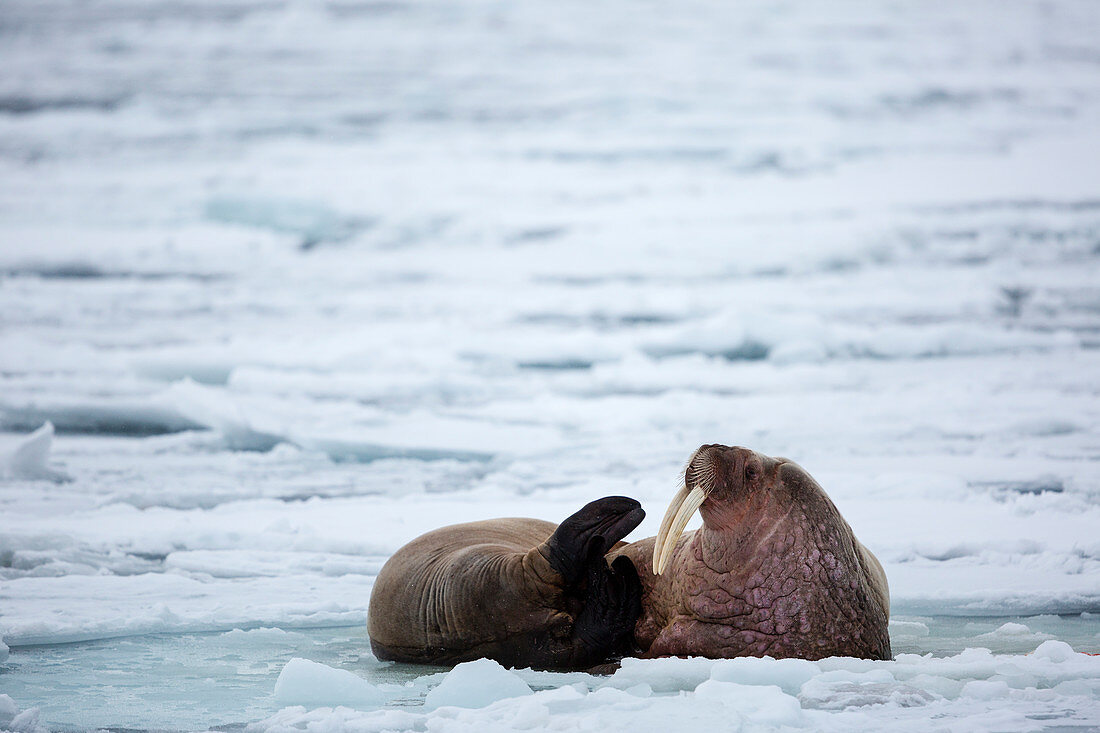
[368,498,644,670]
[368,445,890,668]
[615,445,891,661]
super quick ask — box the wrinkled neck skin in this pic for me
[618,460,891,661]
[695,481,782,571]
[696,489,786,575]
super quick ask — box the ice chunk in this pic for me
[694,680,804,726]
[709,656,820,695]
[960,679,1011,699]
[798,666,940,709]
[1031,639,1078,663]
[164,379,284,451]
[423,658,533,710]
[1053,678,1100,696]
[249,706,421,733]
[2,422,70,482]
[272,658,386,709]
[608,655,716,692]
[505,697,551,729]
[0,695,45,733]
[977,622,1050,642]
[800,678,937,710]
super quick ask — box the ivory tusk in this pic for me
[652,485,706,575]
[652,482,689,575]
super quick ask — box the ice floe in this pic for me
[3,0,1100,730]
[248,648,1100,733]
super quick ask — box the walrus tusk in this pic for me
[652,484,706,575]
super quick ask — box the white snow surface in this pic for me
[2,0,1100,730]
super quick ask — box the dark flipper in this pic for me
[571,552,642,664]
[543,496,645,667]
[545,496,645,584]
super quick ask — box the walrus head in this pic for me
[653,444,785,575]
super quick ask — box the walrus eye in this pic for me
[744,464,756,481]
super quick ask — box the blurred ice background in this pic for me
[1,0,1099,730]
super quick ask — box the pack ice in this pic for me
[2,0,1100,730]
[253,647,1100,732]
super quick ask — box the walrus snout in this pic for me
[653,444,770,574]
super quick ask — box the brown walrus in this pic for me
[367,445,890,668]
[614,444,891,661]
[368,496,645,669]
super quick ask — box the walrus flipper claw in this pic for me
[545,496,645,585]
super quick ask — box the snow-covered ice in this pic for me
[2,0,1100,730]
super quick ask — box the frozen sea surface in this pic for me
[2,0,1100,730]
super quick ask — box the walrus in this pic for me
[368,496,645,669]
[368,444,890,668]
[613,444,891,661]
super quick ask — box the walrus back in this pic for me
[368,518,558,663]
